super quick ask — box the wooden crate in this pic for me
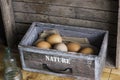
[0,0,118,67]
[18,22,108,80]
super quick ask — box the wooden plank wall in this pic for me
[12,0,118,66]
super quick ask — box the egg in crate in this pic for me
[46,34,62,45]
[79,47,94,55]
[66,42,81,52]
[36,41,51,49]
[54,43,68,52]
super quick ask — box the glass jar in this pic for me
[4,48,22,80]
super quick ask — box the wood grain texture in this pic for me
[15,22,117,35]
[18,22,109,80]
[116,0,120,68]
[109,68,120,80]
[0,0,16,48]
[14,12,117,34]
[0,44,118,80]
[22,70,75,80]
[13,0,118,11]
[0,0,118,68]
[0,45,75,80]
[101,68,111,80]
[13,2,118,23]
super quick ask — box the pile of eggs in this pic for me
[35,34,94,55]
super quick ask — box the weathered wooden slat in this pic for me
[13,0,118,11]
[14,12,117,35]
[13,2,118,23]
[116,0,120,68]
[0,0,16,48]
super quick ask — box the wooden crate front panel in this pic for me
[23,51,95,78]
[18,22,108,80]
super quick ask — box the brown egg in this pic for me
[67,42,81,52]
[54,43,68,52]
[80,47,94,55]
[36,41,51,49]
[46,34,62,45]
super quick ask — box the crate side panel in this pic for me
[95,32,108,80]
